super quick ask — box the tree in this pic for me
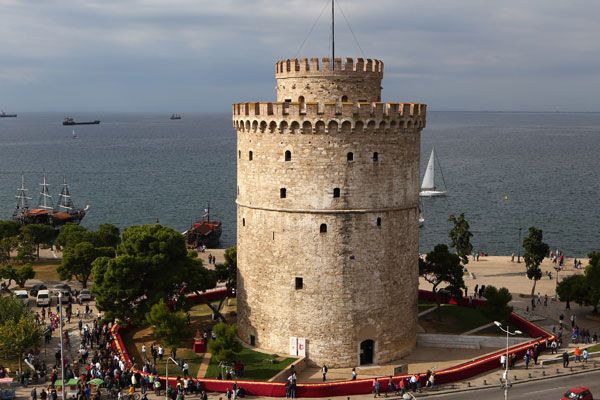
[15,240,36,265]
[0,265,16,287]
[21,224,55,260]
[0,221,21,263]
[146,299,188,347]
[522,227,550,296]
[208,322,242,364]
[0,315,42,372]
[0,220,21,239]
[556,275,588,310]
[581,252,600,313]
[55,223,90,249]
[483,286,513,320]
[448,213,473,266]
[419,244,465,308]
[0,296,42,372]
[92,224,217,322]
[93,224,120,248]
[58,242,114,288]
[215,247,237,292]
[13,264,35,288]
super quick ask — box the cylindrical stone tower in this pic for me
[233,57,426,367]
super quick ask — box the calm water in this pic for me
[1,112,599,255]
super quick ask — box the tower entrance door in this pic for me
[360,340,374,365]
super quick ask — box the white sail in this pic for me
[421,148,436,190]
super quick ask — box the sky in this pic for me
[1,0,600,113]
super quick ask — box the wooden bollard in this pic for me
[528,373,532,378]
[483,379,487,385]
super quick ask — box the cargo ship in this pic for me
[170,113,182,120]
[13,174,89,228]
[185,205,222,248]
[63,117,100,126]
[1,111,17,118]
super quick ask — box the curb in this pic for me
[412,366,600,398]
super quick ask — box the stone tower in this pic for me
[233,57,426,367]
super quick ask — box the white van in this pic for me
[36,289,51,307]
[14,290,29,305]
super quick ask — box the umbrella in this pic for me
[67,378,79,386]
[89,378,104,386]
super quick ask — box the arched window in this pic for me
[320,223,327,233]
[280,188,287,198]
[285,150,291,161]
[249,151,253,161]
[373,152,379,162]
[347,152,354,162]
[377,217,382,227]
[333,188,340,198]
[341,95,348,102]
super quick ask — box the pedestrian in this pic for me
[474,284,479,298]
[158,345,164,361]
[562,351,570,368]
[524,350,531,369]
[427,372,435,389]
[372,378,380,398]
[31,387,37,400]
[500,354,506,369]
[550,340,558,354]
[571,314,576,328]
[351,368,357,380]
[574,346,582,362]
[321,365,328,382]
[583,348,589,363]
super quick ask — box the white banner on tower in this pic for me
[289,337,298,356]
[297,337,306,357]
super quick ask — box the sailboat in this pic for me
[420,146,447,197]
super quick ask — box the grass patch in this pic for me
[587,344,600,353]
[31,260,63,283]
[205,347,296,381]
[419,304,491,334]
[418,301,437,313]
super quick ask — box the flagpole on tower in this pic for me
[331,0,335,69]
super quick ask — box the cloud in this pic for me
[1,0,600,111]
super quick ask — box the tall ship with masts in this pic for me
[12,174,89,228]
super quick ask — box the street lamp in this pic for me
[58,292,66,400]
[494,321,522,400]
[165,356,182,400]
[517,228,523,263]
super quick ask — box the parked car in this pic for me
[562,387,594,400]
[79,289,92,301]
[54,289,71,304]
[13,290,29,305]
[54,283,71,292]
[29,284,47,297]
[36,289,51,307]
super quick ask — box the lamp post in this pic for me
[517,227,523,263]
[58,292,66,400]
[494,321,522,400]
[165,356,181,400]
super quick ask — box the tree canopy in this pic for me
[215,247,237,292]
[522,227,549,296]
[0,296,42,372]
[146,299,188,347]
[556,253,600,313]
[420,244,465,307]
[58,242,115,288]
[483,285,513,320]
[208,322,242,364]
[92,224,217,322]
[21,224,55,260]
[448,213,473,265]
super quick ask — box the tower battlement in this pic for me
[275,57,383,78]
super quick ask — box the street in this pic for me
[421,370,600,400]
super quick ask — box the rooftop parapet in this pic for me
[232,101,426,120]
[275,57,384,78]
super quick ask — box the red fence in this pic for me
[110,289,554,397]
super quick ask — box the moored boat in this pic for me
[185,205,222,248]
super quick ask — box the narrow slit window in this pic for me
[285,150,292,161]
[295,277,303,290]
[280,188,287,198]
[347,152,354,162]
[373,152,379,162]
[249,151,253,161]
[377,217,382,227]
[333,188,340,198]
[238,150,241,159]
[320,223,327,233]
[242,218,245,227]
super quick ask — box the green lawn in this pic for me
[418,301,437,313]
[587,344,600,353]
[205,347,296,381]
[419,304,491,334]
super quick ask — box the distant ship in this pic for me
[170,113,182,120]
[185,205,222,248]
[12,174,89,228]
[1,111,17,118]
[63,117,100,126]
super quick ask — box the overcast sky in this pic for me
[1,0,600,112]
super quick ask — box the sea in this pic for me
[1,112,599,256]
